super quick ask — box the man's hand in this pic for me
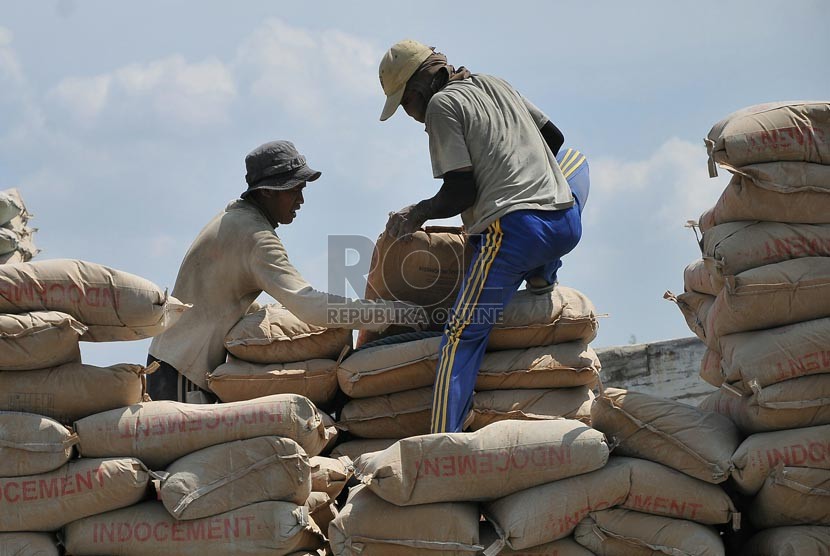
[385,204,427,240]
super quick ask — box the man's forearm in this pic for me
[414,171,477,221]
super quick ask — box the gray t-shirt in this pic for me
[425,74,574,234]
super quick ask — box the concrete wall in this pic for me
[594,337,716,406]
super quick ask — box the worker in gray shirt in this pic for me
[378,40,585,433]
[148,140,424,402]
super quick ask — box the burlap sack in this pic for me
[470,387,593,431]
[355,419,609,506]
[305,491,337,535]
[698,162,830,232]
[489,288,599,350]
[714,317,830,389]
[208,356,339,408]
[329,484,482,556]
[0,412,77,477]
[356,227,473,347]
[337,387,433,439]
[706,257,830,341]
[0,188,26,226]
[75,394,330,468]
[0,363,146,423]
[749,466,830,528]
[63,500,325,556]
[703,222,830,281]
[0,250,27,265]
[224,304,352,364]
[699,374,830,434]
[731,424,830,495]
[684,259,722,296]
[705,101,830,177]
[0,227,22,255]
[159,436,312,520]
[329,439,397,461]
[615,457,738,526]
[668,291,716,349]
[0,259,188,341]
[0,457,148,532]
[573,508,725,556]
[699,349,725,388]
[320,412,338,455]
[482,458,631,550]
[339,338,599,399]
[479,523,593,556]
[0,533,59,556]
[591,388,740,483]
[743,526,830,555]
[0,311,85,371]
[310,456,353,499]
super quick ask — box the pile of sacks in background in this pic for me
[332,227,601,461]
[0,188,38,264]
[669,100,830,552]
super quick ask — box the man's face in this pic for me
[264,184,306,225]
[401,87,428,123]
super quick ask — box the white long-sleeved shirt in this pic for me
[149,199,398,389]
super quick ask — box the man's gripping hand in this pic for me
[385,204,428,240]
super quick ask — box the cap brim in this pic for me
[380,87,405,121]
[241,166,322,198]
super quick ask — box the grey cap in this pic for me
[242,140,321,197]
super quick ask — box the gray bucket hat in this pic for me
[242,140,321,198]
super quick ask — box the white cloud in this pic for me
[235,19,381,123]
[47,55,236,128]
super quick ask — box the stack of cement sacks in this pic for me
[332,227,600,460]
[60,394,337,555]
[0,259,188,555]
[0,188,38,264]
[672,101,830,552]
[335,413,740,555]
[208,303,351,413]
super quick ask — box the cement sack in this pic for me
[489,287,599,350]
[591,388,740,483]
[712,317,830,389]
[0,250,27,265]
[699,349,725,388]
[470,387,594,431]
[0,412,77,477]
[615,457,738,526]
[706,257,830,341]
[0,228,23,255]
[63,500,325,556]
[0,363,146,423]
[684,259,721,296]
[480,522,594,556]
[0,533,58,556]
[339,338,599,399]
[357,227,472,347]
[698,162,830,232]
[0,189,26,226]
[668,291,716,349]
[75,394,330,468]
[0,259,188,341]
[305,491,337,537]
[319,411,338,455]
[699,374,830,434]
[329,484,482,556]
[0,457,148,532]
[310,455,353,499]
[482,458,631,550]
[329,438,397,461]
[158,436,312,520]
[337,387,433,439]
[702,222,830,280]
[573,508,724,556]
[705,101,830,177]
[743,526,830,556]
[354,419,609,506]
[749,466,830,528]
[208,356,339,408]
[224,304,352,364]
[731,424,830,495]
[0,311,85,371]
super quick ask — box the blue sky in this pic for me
[1,1,828,367]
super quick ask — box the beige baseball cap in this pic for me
[378,39,434,121]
